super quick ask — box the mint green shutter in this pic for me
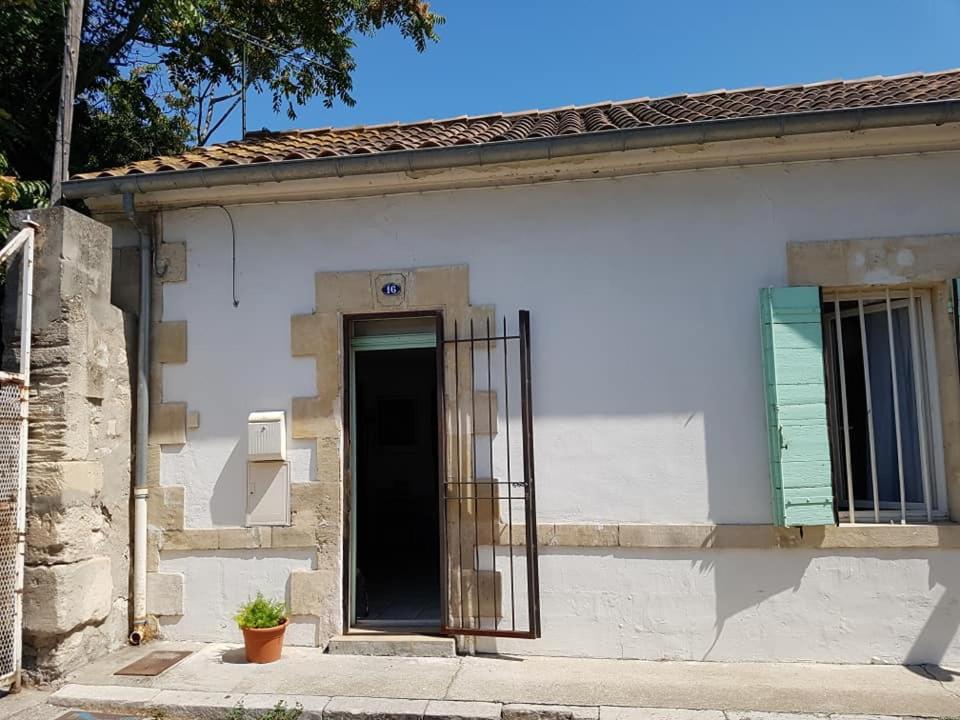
[760,286,835,527]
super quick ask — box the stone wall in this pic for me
[5,208,132,683]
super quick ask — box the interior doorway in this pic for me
[348,315,441,629]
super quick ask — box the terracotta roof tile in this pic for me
[72,69,960,180]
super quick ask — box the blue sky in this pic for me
[211,0,960,144]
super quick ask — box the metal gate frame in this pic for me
[440,309,541,639]
[0,221,35,691]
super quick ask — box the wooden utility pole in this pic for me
[51,0,85,205]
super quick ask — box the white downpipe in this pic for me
[124,192,151,643]
[131,487,148,642]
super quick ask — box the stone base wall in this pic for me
[6,208,132,683]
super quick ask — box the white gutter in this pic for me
[63,100,960,201]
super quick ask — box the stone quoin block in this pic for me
[157,241,187,283]
[315,435,341,483]
[150,402,187,446]
[315,270,372,311]
[457,569,503,620]
[288,568,338,616]
[153,320,187,364]
[146,444,162,487]
[291,396,339,440]
[146,572,184,616]
[472,391,498,435]
[291,312,339,358]
[147,485,185,531]
[409,264,469,308]
[147,529,162,572]
[269,525,317,549]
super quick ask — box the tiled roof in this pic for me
[73,69,960,180]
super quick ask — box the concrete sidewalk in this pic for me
[13,642,960,719]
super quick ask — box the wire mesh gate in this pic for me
[441,310,541,639]
[0,223,35,690]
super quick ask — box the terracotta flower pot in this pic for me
[240,618,288,663]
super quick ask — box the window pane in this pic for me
[863,306,923,505]
[353,316,436,337]
[826,297,933,516]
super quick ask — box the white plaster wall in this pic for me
[153,151,960,661]
[159,550,317,645]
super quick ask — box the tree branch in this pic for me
[77,0,161,92]
[208,88,242,105]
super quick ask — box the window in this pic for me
[822,288,946,523]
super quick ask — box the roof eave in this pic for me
[62,100,960,201]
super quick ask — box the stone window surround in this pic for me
[143,239,960,642]
[787,233,960,524]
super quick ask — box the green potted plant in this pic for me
[235,592,288,663]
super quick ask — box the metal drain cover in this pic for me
[114,649,192,676]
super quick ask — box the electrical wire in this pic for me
[215,205,240,307]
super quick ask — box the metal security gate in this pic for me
[441,310,541,639]
[0,223,35,690]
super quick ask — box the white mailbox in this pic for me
[247,411,286,462]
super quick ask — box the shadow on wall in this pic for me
[693,546,960,664]
[905,552,960,666]
[211,439,248,526]
[692,534,808,661]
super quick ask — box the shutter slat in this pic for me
[760,286,836,527]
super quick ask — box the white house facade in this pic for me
[65,70,960,666]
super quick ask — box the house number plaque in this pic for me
[381,282,402,296]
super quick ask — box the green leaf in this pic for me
[235,591,287,629]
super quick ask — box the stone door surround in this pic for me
[289,265,495,646]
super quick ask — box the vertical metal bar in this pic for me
[954,279,960,379]
[469,319,480,628]
[346,324,356,627]
[908,290,933,522]
[12,228,33,690]
[885,290,907,524]
[436,313,448,634]
[832,294,856,523]
[518,310,541,638]
[485,317,499,628]
[858,297,881,522]
[503,315,516,632]
[454,320,465,629]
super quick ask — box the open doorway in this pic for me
[348,316,441,629]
